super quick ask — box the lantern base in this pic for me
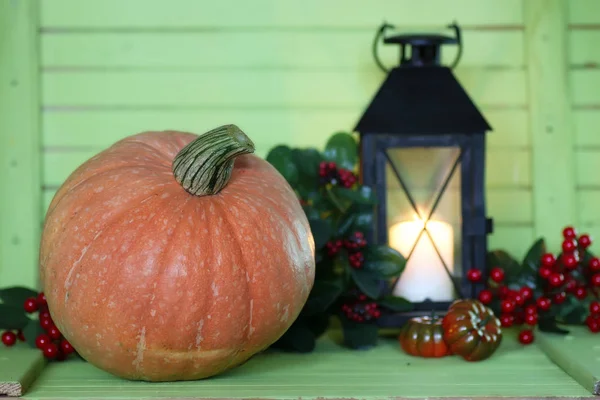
[376,300,452,328]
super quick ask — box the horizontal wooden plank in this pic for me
[41,69,527,108]
[41,108,529,149]
[40,0,524,29]
[41,31,525,69]
[573,110,600,147]
[42,186,531,225]
[578,190,600,225]
[569,31,600,66]
[489,226,535,260]
[576,150,600,186]
[568,0,600,25]
[570,70,600,105]
[42,147,530,189]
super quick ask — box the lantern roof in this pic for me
[354,66,492,136]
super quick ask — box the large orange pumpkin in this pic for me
[39,125,316,382]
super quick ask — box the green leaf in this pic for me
[266,145,299,186]
[350,268,383,299]
[303,279,344,316]
[331,186,377,206]
[487,250,521,282]
[337,214,356,237]
[340,317,379,349]
[22,318,46,349]
[304,314,331,339]
[308,217,333,249]
[0,304,30,330]
[555,296,588,325]
[323,132,358,171]
[271,320,317,353]
[363,245,406,278]
[538,316,570,335]
[521,238,546,275]
[292,148,323,178]
[378,296,414,312]
[352,207,374,233]
[325,186,352,213]
[0,286,38,307]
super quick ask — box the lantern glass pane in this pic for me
[385,147,462,303]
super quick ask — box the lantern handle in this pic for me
[372,21,395,73]
[447,21,463,69]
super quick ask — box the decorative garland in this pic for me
[469,226,600,345]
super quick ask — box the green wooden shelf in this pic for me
[1,330,596,399]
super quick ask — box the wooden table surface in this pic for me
[1,328,597,399]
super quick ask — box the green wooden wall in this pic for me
[0,0,598,288]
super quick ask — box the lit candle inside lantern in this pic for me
[389,217,455,302]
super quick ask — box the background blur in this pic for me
[1,0,598,288]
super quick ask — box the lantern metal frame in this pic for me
[355,21,494,326]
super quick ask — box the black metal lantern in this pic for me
[355,22,494,326]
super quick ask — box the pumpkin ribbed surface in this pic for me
[39,129,315,381]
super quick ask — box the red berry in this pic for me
[40,316,53,330]
[500,313,514,327]
[574,286,587,300]
[586,315,600,333]
[525,304,538,315]
[553,291,567,304]
[562,253,578,269]
[1,331,17,347]
[498,286,510,299]
[592,273,600,287]
[539,266,552,279]
[43,343,59,359]
[478,289,493,304]
[23,297,38,313]
[548,272,565,287]
[37,292,47,308]
[525,313,538,326]
[590,257,600,272]
[467,269,482,283]
[537,297,552,311]
[17,330,25,341]
[501,299,515,313]
[541,253,556,267]
[35,334,51,350]
[565,278,577,292]
[520,286,533,301]
[590,301,600,314]
[47,326,62,340]
[39,309,50,320]
[579,234,592,249]
[490,267,505,283]
[563,226,577,239]
[60,339,74,355]
[562,239,577,253]
[513,293,525,306]
[519,329,535,344]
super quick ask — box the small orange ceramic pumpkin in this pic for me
[39,125,315,381]
[398,314,451,358]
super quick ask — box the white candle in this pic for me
[389,217,455,302]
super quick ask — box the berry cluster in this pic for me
[318,161,357,188]
[341,293,382,323]
[468,266,544,344]
[1,291,76,361]
[468,226,600,344]
[326,231,367,268]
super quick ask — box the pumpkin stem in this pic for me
[172,124,255,196]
